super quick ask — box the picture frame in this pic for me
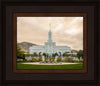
[13,13,87,73]
[1,0,99,86]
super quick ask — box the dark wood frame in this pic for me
[1,1,99,85]
[13,13,87,73]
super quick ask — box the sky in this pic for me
[17,17,83,50]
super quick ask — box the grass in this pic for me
[17,62,83,69]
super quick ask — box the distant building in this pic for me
[29,25,71,57]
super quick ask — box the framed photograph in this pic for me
[1,1,98,85]
[13,13,87,73]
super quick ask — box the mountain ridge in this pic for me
[18,42,37,52]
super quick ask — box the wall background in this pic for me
[0,0,100,86]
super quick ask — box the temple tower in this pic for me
[48,24,52,42]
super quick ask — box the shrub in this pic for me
[51,57,55,60]
[31,58,37,62]
[57,57,62,62]
[38,57,42,62]
[54,61,56,63]
[67,57,73,62]
[29,60,33,62]
[64,57,68,62]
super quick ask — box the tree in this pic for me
[57,57,62,62]
[77,50,83,60]
[54,52,58,57]
[17,43,25,59]
[63,52,69,57]
[33,52,38,57]
[42,53,46,57]
[25,53,32,57]
[59,52,61,56]
[38,52,42,58]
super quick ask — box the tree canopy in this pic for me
[33,52,38,57]
[17,43,25,59]
[77,50,83,59]
[54,52,58,57]
[42,53,46,57]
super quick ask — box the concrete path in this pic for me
[22,62,80,65]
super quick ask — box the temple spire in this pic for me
[49,23,51,32]
[48,23,52,42]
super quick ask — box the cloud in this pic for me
[17,17,83,50]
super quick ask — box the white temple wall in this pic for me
[29,46,71,55]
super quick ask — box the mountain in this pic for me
[18,42,37,52]
[71,50,78,53]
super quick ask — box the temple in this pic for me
[29,24,71,57]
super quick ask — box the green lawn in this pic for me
[17,63,83,69]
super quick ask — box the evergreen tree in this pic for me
[42,53,46,57]
[17,43,25,59]
[54,52,58,57]
[77,50,83,60]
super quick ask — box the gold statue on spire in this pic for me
[49,23,51,31]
